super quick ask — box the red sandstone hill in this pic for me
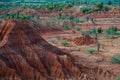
[0,20,117,80]
[62,35,97,45]
[0,20,83,80]
[73,35,97,45]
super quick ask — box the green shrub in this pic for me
[81,7,89,13]
[92,27,98,40]
[104,29,112,36]
[109,26,118,32]
[93,7,100,11]
[69,16,74,20]
[111,54,120,64]
[111,26,118,32]
[80,20,86,23]
[19,14,30,20]
[114,31,120,35]
[77,48,81,51]
[81,2,103,13]
[108,1,112,5]
[61,41,69,46]
[63,25,69,30]
[75,17,86,23]
[115,77,120,80]
[95,2,103,10]
[81,30,93,35]
[97,27,103,34]
[104,26,118,37]
[75,27,81,31]
[87,48,96,54]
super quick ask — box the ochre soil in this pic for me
[0,19,119,80]
[0,20,81,80]
[42,18,120,79]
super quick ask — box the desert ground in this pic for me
[0,1,120,80]
[42,17,120,68]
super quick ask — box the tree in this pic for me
[107,1,112,5]
[16,11,20,19]
[90,17,96,24]
[81,7,89,13]
[92,27,100,53]
[95,2,103,11]
[97,42,100,52]
[21,0,24,3]
[97,27,103,34]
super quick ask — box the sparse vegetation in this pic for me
[5,13,30,20]
[63,25,69,30]
[115,77,120,80]
[81,2,111,14]
[114,31,120,35]
[75,18,86,23]
[104,26,120,38]
[92,27,98,39]
[105,26,118,34]
[81,30,93,35]
[97,27,103,34]
[75,27,81,31]
[81,7,90,14]
[0,0,120,80]
[94,2,103,11]
[111,54,120,64]
[77,48,81,51]
[61,41,69,47]
[87,48,96,54]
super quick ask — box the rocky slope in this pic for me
[0,20,81,80]
[0,19,117,80]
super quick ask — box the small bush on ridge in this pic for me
[111,54,120,64]
[87,48,96,54]
[61,41,69,46]
[75,27,81,31]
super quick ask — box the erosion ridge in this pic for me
[0,19,82,80]
[0,19,116,80]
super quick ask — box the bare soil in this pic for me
[42,18,120,78]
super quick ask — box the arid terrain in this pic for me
[0,1,120,80]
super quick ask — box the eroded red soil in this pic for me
[62,35,97,45]
[0,19,118,80]
[0,20,80,80]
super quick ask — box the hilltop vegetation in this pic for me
[0,0,120,4]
